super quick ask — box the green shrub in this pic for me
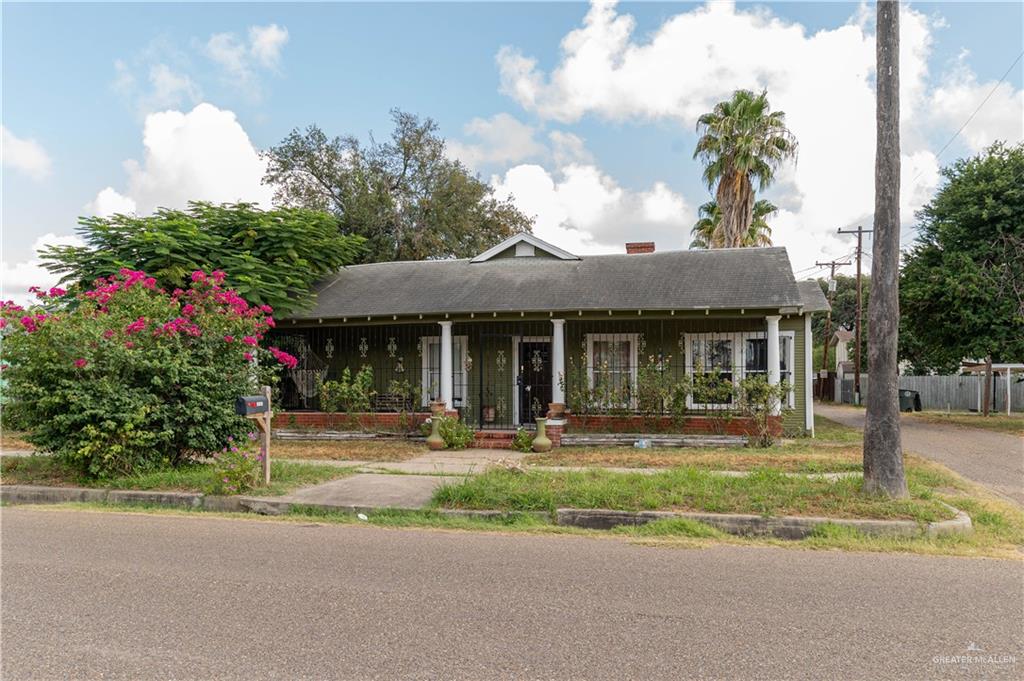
[736,375,792,447]
[437,416,474,449]
[511,427,533,453]
[320,365,376,413]
[0,270,289,478]
[210,433,263,495]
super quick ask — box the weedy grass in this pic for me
[909,411,1024,436]
[270,438,425,462]
[0,455,352,496]
[431,466,955,522]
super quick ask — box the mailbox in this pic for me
[235,395,269,416]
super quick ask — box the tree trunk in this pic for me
[864,0,908,498]
[715,172,755,248]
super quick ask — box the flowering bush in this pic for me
[210,433,263,495]
[0,270,296,478]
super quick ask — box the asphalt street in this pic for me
[816,403,1024,504]
[2,508,1022,680]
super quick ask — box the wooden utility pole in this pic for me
[982,356,992,417]
[863,0,907,498]
[816,259,850,374]
[837,226,872,404]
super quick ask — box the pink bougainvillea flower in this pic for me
[48,287,67,297]
[223,335,234,343]
[73,358,88,368]
[243,351,254,362]
[211,270,226,284]
[181,303,196,317]
[103,329,115,339]
[268,346,298,369]
[125,317,147,335]
[19,316,37,333]
[0,318,6,330]
[124,341,135,349]
[242,336,258,347]
[191,271,206,283]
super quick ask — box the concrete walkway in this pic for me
[817,402,1024,505]
[279,473,464,511]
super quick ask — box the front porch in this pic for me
[270,310,811,441]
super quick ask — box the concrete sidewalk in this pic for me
[279,472,464,511]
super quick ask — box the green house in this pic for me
[273,234,829,435]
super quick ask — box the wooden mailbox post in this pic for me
[235,385,272,486]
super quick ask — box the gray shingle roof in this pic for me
[796,280,831,313]
[293,247,810,320]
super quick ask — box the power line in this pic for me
[900,49,1024,248]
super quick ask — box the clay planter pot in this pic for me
[547,402,566,418]
[429,400,447,417]
[426,416,445,450]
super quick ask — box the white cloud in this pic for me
[204,24,289,95]
[548,130,594,167]
[1,126,53,180]
[929,52,1024,152]
[249,24,289,68]
[492,162,693,255]
[87,103,273,217]
[494,0,954,271]
[88,187,138,217]
[447,113,547,170]
[1,233,85,304]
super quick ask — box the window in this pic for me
[686,331,796,408]
[586,333,638,408]
[420,336,468,407]
[689,337,735,406]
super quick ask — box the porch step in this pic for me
[560,433,746,448]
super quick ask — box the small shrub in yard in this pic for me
[319,366,376,414]
[511,427,533,453]
[210,433,263,495]
[736,375,791,447]
[437,416,474,449]
[0,270,295,478]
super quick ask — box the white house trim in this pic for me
[470,233,580,263]
[683,330,795,410]
[420,334,468,408]
[804,313,814,435]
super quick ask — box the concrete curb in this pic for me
[554,503,972,540]
[1,485,972,540]
[1,485,244,513]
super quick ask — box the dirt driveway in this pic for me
[817,403,1024,505]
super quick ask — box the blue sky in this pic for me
[3,1,1023,298]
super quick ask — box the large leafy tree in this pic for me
[40,202,364,317]
[263,109,533,263]
[693,90,797,248]
[812,274,870,369]
[690,199,776,248]
[900,142,1024,373]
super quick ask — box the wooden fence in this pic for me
[838,374,1024,413]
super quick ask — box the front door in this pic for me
[517,341,552,425]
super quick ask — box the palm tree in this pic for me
[690,199,777,249]
[693,90,797,248]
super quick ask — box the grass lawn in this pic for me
[271,438,425,462]
[909,411,1023,436]
[431,465,955,522]
[0,455,352,496]
[525,415,864,472]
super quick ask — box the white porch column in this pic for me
[438,321,453,409]
[551,319,566,404]
[804,313,814,436]
[766,315,782,416]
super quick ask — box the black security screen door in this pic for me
[518,341,552,425]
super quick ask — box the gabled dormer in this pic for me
[469,233,580,263]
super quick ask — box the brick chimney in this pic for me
[625,242,655,254]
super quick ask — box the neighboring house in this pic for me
[273,234,829,439]
[831,328,854,366]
